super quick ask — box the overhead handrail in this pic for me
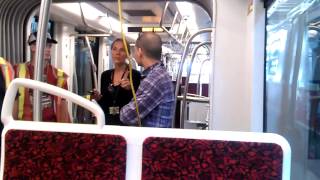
[33,0,52,122]
[78,1,111,34]
[70,33,111,37]
[179,25,187,43]
[170,12,179,31]
[160,1,184,47]
[159,1,169,29]
[180,41,211,128]
[172,28,213,128]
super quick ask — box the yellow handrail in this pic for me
[118,0,141,126]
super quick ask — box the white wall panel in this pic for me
[210,0,265,132]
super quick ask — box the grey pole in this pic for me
[84,36,98,89]
[33,0,52,122]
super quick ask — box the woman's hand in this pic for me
[91,89,102,101]
[120,79,131,90]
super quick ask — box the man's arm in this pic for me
[120,78,162,125]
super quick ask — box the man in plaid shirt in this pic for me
[120,32,174,127]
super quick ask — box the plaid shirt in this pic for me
[120,63,174,127]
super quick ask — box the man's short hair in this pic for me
[136,32,162,60]
[28,32,58,45]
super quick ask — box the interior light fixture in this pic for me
[153,27,164,32]
[142,27,153,32]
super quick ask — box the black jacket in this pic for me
[98,69,141,125]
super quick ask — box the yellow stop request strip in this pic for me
[117,0,142,126]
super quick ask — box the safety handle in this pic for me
[1,78,105,128]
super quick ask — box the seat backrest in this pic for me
[2,127,291,180]
[142,137,283,179]
[1,78,114,179]
[4,129,126,179]
[1,79,291,180]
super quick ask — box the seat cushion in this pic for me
[4,130,127,179]
[142,137,283,179]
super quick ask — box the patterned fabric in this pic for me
[142,137,283,180]
[120,63,174,127]
[0,57,14,89]
[4,130,127,179]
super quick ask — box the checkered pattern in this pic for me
[120,63,174,127]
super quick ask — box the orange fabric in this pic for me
[0,57,14,89]
[14,63,69,122]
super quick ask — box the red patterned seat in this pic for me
[3,129,126,180]
[142,137,283,180]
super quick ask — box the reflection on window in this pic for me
[266,1,320,179]
[266,29,287,82]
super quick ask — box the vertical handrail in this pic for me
[197,58,210,95]
[180,42,211,128]
[172,28,212,128]
[70,33,110,92]
[84,36,98,89]
[78,2,110,34]
[33,0,52,122]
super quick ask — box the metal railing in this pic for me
[197,58,210,95]
[171,28,213,128]
[180,41,211,128]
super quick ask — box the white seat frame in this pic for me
[1,79,292,180]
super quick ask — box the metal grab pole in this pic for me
[33,0,52,122]
[197,58,210,95]
[84,36,98,89]
[181,42,211,127]
[172,28,212,128]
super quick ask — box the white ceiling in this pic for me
[49,1,212,44]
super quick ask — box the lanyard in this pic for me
[109,67,127,105]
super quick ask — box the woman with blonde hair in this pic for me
[93,38,141,125]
